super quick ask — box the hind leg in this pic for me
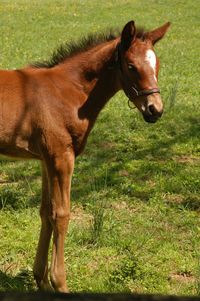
[33,165,53,290]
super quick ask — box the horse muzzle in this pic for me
[142,94,163,123]
[143,112,162,123]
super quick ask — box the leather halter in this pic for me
[115,43,160,100]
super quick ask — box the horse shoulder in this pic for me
[24,68,89,157]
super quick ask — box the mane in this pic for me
[32,27,146,69]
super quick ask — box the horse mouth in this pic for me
[143,114,160,123]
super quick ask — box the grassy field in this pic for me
[0,0,200,295]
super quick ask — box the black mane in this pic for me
[32,27,146,69]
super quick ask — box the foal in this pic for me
[0,21,170,291]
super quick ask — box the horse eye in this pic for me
[128,64,137,73]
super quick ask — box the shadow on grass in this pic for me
[132,116,200,161]
[0,186,41,210]
[0,270,35,291]
[71,115,200,211]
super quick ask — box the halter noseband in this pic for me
[115,43,160,100]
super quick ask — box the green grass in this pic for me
[0,0,200,295]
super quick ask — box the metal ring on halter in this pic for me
[128,99,136,110]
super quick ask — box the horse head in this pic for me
[118,20,171,123]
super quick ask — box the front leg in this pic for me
[45,148,74,292]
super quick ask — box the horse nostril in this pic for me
[148,104,156,115]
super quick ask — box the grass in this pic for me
[0,0,200,295]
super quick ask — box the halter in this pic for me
[115,43,160,102]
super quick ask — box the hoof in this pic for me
[38,281,54,292]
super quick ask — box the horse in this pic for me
[0,20,170,292]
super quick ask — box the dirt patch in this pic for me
[119,170,130,177]
[111,201,128,210]
[71,206,93,226]
[165,194,184,204]
[100,142,116,150]
[169,271,196,283]
[173,155,200,164]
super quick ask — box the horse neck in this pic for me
[65,38,121,122]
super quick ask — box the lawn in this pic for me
[0,0,199,295]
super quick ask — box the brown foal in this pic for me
[0,21,170,291]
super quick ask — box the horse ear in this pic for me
[121,21,136,50]
[147,22,171,45]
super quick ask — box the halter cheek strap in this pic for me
[115,43,160,100]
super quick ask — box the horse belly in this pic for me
[0,114,40,159]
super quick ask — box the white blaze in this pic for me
[145,49,157,82]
